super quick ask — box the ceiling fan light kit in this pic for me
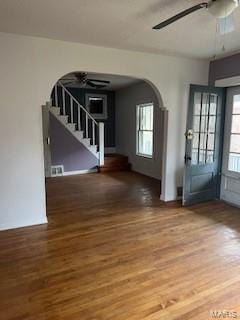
[153,0,239,30]
[208,0,239,18]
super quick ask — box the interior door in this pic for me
[221,86,240,206]
[183,85,225,206]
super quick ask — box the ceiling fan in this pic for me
[153,0,239,30]
[61,72,110,89]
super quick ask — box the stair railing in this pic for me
[53,81,104,166]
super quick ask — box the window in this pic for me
[136,103,154,158]
[228,94,240,173]
[85,93,107,119]
[88,98,104,114]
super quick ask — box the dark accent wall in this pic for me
[51,87,115,148]
[50,114,98,172]
[209,53,240,85]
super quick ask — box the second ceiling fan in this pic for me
[153,0,239,30]
[62,72,110,89]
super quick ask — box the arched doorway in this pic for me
[43,71,167,200]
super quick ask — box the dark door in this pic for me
[183,85,225,206]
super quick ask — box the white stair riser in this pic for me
[51,107,60,115]
[58,115,69,124]
[89,145,97,153]
[66,123,76,131]
[81,138,91,147]
[73,131,84,140]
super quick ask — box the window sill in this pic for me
[136,153,153,159]
[222,171,240,180]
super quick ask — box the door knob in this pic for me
[185,129,194,140]
[184,155,192,163]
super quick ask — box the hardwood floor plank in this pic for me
[0,171,240,319]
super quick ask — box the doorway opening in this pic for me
[42,71,166,200]
[183,85,225,206]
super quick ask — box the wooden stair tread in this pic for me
[99,164,131,173]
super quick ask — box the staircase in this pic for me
[98,154,131,172]
[47,81,104,165]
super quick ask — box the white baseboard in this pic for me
[131,166,161,181]
[105,147,116,154]
[0,216,48,231]
[160,193,178,202]
[221,195,240,208]
[63,169,98,176]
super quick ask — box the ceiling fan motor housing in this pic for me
[208,0,239,18]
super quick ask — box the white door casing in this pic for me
[221,86,240,207]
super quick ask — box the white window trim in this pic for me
[136,102,154,159]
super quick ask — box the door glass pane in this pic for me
[231,115,240,134]
[207,133,215,151]
[191,92,217,165]
[207,150,214,164]
[209,116,217,133]
[199,133,207,150]
[233,95,240,114]
[192,92,202,164]
[199,133,207,163]
[200,116,208,132]
[199,150,205,163]
[210,94,217,115]
[192,149,198,164]
[207,134,215,163]
[201,93,209,115]
[192,133,199,149]
[193,116,200,132]
[230,134,240,153]
[194,92,202,115]
[229,153,240,173]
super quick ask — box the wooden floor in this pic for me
[1,172,240,320]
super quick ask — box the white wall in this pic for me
[0,32,209,230]
[115,81,163,180]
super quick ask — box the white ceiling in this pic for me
[0,0,240,59]
[61,73,141,91]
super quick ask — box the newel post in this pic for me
[99,122,105,166]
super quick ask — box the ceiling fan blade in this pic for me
[87,80,106,89]
[88,79,110,84]
[153,2,208,30]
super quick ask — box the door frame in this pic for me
[221,86,240,206]
[183,84,226,205]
